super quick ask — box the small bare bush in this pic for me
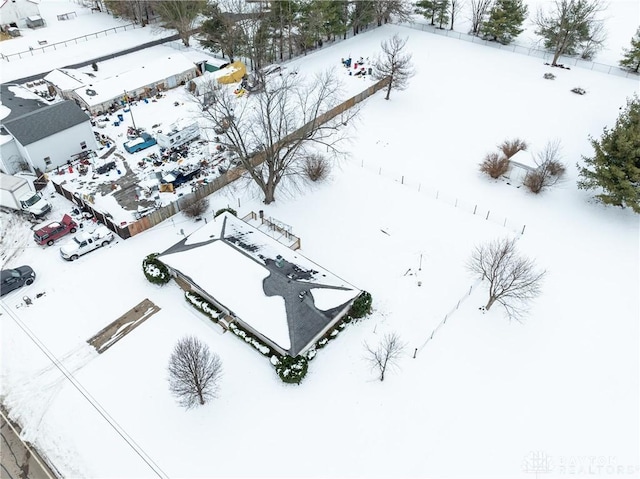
[524,140,566,194]
[499,138,528,159]
[303,154,330,182]
[480,152,510,179]
[182,197,210,219]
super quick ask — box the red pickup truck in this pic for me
[34,214,78,246]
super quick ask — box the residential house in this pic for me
[158,212,361,357]
[0,0,40,28]
[1,98,98,174]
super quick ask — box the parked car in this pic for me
[34,214,78,246]
[0,266,36,296]
[60,226,115,261]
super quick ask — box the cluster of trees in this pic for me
[101,0,412,60]
[415,0,640,71]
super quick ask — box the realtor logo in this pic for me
[523,451,554,475]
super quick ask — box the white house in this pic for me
[73,54,198,115]
[507,149,539,184]
[0,0,40,28]
[158,212,361,357]
[2,100,98,174]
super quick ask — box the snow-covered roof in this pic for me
[73,54,197,108]
[510,149,538,170]
[44,69,94,91]
[159,212,360,356]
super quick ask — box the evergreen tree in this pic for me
[434,0,450,29]
[619,27,640,73]
[481,0,528,44]
[578,95,640,213]
[415,0,437,25]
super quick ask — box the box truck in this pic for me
[0,173,52,218]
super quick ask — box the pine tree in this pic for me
[434,0,450,29]
[481,0,528,44]
[578,95,640,213]
[619,27,640,73]
[415,0,437,25]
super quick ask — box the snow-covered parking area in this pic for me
[1,13,639,479]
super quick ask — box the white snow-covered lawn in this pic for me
[1,4,638,479]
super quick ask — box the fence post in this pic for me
[486,210,490,220]
[436,191,439,199]
[473,205,477,214]
[454,198,458,207]
[413,348,417,359]
[401,175,404,184]
[521,224,526,235]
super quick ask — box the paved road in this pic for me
[0,407,58,479]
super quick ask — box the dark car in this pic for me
[0,266,36,296]
[34,214,78,246]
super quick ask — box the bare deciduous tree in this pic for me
[469,0,492,35]
[372,34,415,100]
[467,238,546,320]
[449,0,465,30]
[524,139,566,194]
[195,70,357,204]
[373,0,414,26]
[152,0,207,46]
[364,332,407,381]
[534,0,606,66]
[168,336,222,408]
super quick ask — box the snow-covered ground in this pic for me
[1,4,639,479]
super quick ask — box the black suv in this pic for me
[0,266,36,296]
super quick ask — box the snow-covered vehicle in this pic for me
[124,133,157,154]
[59,226,115,261]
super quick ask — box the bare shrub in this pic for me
[524,140,566,194]
[182,196,209,219]
[499,138,528,159]
[303,154,330,182]
[480,152,510,179]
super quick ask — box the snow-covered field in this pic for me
[1,2,639,479]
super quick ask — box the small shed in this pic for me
[507,149,539,184]
[26,15,44,28]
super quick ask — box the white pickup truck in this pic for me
[60,226,115,261]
